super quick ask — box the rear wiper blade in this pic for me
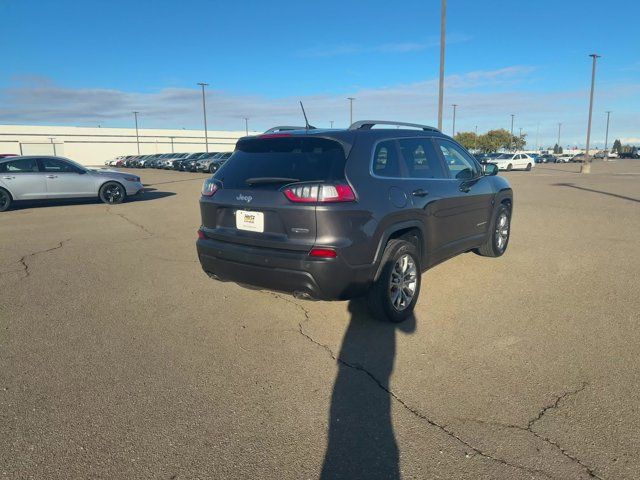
[245,177,300,185]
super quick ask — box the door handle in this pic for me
[411,188,429,197]
[46,175,58,179]
[2,176,15,180]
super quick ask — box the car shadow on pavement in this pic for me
[320,298,416,480]
[8,189,175,211]
[553,182,640,203]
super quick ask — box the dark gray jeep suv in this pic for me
[196,121,513,322]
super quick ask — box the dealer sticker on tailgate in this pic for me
[235,210,264,233]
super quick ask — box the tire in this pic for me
[209,164,216,174]
[506,164,513,171]
[526,163,532,171]
[99,181,126,205]
[475,204,511,257]
[367,239,421,323]
[0,188,12,212]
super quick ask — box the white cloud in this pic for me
[0,65,638,148]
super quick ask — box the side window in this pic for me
[0,158,39,173]
[372,140,403,178]
[397,138,446,179]
[40,158,78,173]
[437,141,480,180]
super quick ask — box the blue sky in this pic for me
[1,0,639,147]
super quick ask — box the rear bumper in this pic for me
[196,236,374,300]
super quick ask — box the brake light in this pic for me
[197,229,206,240]
[202,179,218,196]
[309,248,337,258]
[283,183,355,203]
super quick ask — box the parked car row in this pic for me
[474,151,624,167]
[106,152,233,173]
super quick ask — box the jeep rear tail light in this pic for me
[202,179,218,197]
[283,183,355,203]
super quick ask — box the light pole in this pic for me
[535,122,540,151]
[133,111,140,154]
[519,127,523,149]
[330,120,334,128]
[604,111,612,159]
[582,53,601,174]
[437,0,447,131]
[243,117,249,136]
[557,123,562,152]
[347,97,355,125]
[474,125,478,150]
[197,82,209,152]
[510,114,515,151]
[451,104,458,136]
[48,137,57,156]
[170,137,174,153]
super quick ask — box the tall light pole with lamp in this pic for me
[197,82,210,152]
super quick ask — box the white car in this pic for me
[556,153,574,163]
[490,152,535,171]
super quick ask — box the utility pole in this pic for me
[510,114,515,151]
[582,54,601,174]
[451,104,458,136]
[557,122,562,151]
[437,0,447,130]
[243,117,249,136]
[133,111,140,154]
[347,97,355,125]
[604,111,612,159]
[197,82,209,152]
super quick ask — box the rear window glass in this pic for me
[216,137,347,189]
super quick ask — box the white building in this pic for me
[0,124,253,166]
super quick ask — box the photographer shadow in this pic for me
[320,298,417,480]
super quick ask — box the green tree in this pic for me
[512,133,527,150]
[553,143,560,154]
[612,139,622,153]
[477,129,512,152]
[453,131,478,151]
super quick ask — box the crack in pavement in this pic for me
[271,294,561,480]
[105,206,153,235]
[467,384,602,479]
[16,239,71,278]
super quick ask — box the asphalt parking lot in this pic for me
[1,160,639,480]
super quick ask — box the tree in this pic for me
[512,133,527,150]
[453,132,478,151]
[612,139,622,153]
[477,129,512,152]
[553,143,561,154]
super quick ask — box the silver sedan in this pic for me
[0,156,144,211]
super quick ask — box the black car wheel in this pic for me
[526,163,532,171]
[368,239,421,323]
[209,164,217,173]
[506,163,513,171]
[0,188,12,212]
[99,182,126,205]
[475,204,511,257]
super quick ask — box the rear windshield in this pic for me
[216,137,347,189]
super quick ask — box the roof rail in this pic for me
[348,120,440,132]
[263,125,314,133]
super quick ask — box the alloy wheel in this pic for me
[388,254,417,311]
[495,212,510,251]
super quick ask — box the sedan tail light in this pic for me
[283,183,355,203]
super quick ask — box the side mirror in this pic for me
[483,163,498,176]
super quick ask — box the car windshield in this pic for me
[496,153,513,159]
